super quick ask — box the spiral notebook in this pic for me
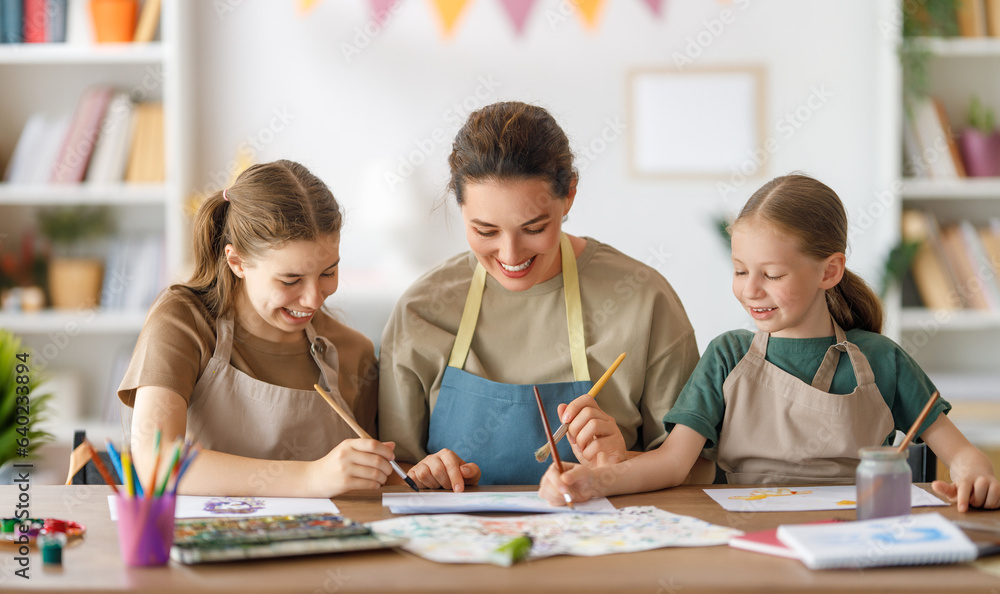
[776,513,978,570]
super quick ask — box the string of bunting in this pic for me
[298,0,667,37]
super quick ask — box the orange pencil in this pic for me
[534,385,573,509]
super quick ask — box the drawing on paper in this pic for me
[728,488,814,501]
[368,506,740,564]
[203,497,266,515]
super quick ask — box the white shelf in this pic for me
[0,183,167,205]
[901,178,1000,199]
[0,310,147,334]
[0,43,165,64]
[900,307,1000,331]
[911,37,1000,57]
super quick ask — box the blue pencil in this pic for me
[170,445,200,496]
[103,439,124,485]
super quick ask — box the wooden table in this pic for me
[2,484,999,593]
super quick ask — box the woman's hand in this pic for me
[408,448,481,492]
[308,439,395,496]
[558,395,627,466]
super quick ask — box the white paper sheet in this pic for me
[382,491,616,514]
[108,495,339,520]
[704,485,948,513]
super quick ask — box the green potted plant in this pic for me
[958,95,1000,177]
[36,206,114,310]
[0,329,53,483]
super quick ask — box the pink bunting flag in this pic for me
[498,0,536,35]
[370,0,401,26]
[640,0,664,17]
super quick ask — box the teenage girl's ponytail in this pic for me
[187,191,233,317]
[827,269,883,334]
[737,173,884,334]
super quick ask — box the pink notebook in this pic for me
[729,520,838,559]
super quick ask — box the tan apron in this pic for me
[718,321,894,484]
[186,313,358,461]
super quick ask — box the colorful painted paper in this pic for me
[704,485,949,513]
[109,495,340,520]
[383,491,616,514]
[369,506,739,564]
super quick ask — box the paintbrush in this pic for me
[535,352,626,462]
[534,385,573,509]
[896,390,940,454]
[313,384,419,492]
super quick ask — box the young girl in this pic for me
[539,173,1000,512]
[118,160,397,496]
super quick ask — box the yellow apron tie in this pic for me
[448,233,590,382]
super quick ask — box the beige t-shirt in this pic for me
[378,238,699,463]
[118,286,379,437]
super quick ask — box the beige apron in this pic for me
[718,321,894,484]
[186,313,358,461]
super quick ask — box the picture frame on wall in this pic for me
[627,65,767,180]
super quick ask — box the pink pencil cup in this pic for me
[115,494,176,566]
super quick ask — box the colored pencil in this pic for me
[82,439,119,495]
[146,429,161,501]
[156,439,182,497]
[534,385,573,509]
[313,384,419,492]
[171,443,201,496]
[121,447,135,497]
[535,352,626,462]
[104,439,125,487]
[896,390,940,454]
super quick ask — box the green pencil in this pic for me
[487,534,533,567]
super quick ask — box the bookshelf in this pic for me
[894,30,1000,443]
[0,1,192,443]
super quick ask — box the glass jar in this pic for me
[856,446,912,520]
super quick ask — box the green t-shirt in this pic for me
[664,329,950,449]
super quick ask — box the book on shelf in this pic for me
[51,85,115,184]
[905,97,963,180]
[956,0,989,37]
[940,224,991,310]
[987,0,1000,36]
[0,0,23,43]
[776,513,978,570]
[86,92,136,184]
[133,0,161,43]
[124,101,164,183]
[101,233,165,312]
[902,209,966,310]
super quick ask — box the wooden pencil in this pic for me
[896,390,940,454]
[82,439,119,495]
[534,385,573,509]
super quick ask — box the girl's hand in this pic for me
[931,475,1000,512]
[558,395,627,466]
[408,448,481,492]
[309,439,394,496]
[538,460,605,506]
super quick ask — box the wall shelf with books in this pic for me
[900,307,1000,331]
[0,0,192,440]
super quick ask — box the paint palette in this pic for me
[0,518,85,547]
[170,513,405,564]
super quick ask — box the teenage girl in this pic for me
[119,160,396,496]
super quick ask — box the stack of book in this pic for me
[956,0,1000,38]
[903,209,1000,311]
[2,84,164,186]
[903,96,967,180]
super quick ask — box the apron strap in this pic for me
[447,264,488,369]
[748,328,769,357]
[213,313,236,363]
[810,319,876,391]
[447,233,590,382]
[561,233,589,382]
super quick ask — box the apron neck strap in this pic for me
[448,233,590,382]
[305,322,336,392]
[811,318,876,391]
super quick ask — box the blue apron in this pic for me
[427,234,594,485]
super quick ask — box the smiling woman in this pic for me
[378,102,708,490]
[117,160,396,498]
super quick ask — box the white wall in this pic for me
[190,0,900,349]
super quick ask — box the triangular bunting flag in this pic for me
[498,0,536,35]
[430,0,472,37]
[640,0,664,17]
[572,0,606,30]
[370,0,400,26]
[296,0,322,15]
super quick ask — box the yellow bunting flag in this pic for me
[572,0,605,30]
[430,0,472,37]
[296,0,323,15]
